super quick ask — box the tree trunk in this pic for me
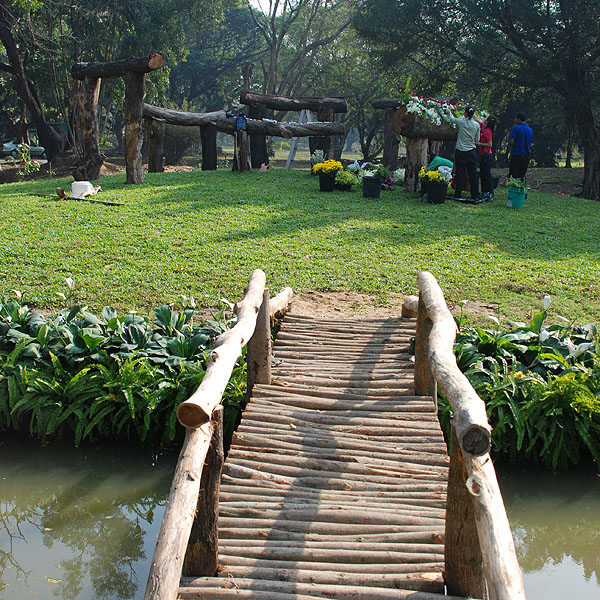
[124,71,145,184]
[200,122,217,171]
[145,117,165,173]
[575,103,600,200]
[0,4,64,160]
[248,104,269,168]
[404,137,429,192]
[74,77,104,180]
[233,130,252,172]
[564,124,573,168]
[309,107,334,159]
[382,108,400,169]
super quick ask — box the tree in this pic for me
[247,0,359,98]
[0,1,65,159]
[355,0,600,199]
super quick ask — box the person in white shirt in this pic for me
[444,105,482,202]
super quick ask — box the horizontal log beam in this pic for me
[240,91,348,112]
[72,54,163,80]
[143,104,344,138]
[372,98,403,110]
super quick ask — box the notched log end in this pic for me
[461,425,491,457]
[176,402,210,429]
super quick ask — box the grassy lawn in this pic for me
[1,168,599,325]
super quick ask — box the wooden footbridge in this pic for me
[145,270,526,600]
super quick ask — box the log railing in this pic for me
[409,271,526,600]
[144,269,293,600]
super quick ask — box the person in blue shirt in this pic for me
[508,112,533,180]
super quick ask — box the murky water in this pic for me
[0,436,177,600]
[1,437,598,599]
[497,463,600,599]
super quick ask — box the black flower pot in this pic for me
[319,172,336,192]
[362,176,381,198]
[427,181,447,204]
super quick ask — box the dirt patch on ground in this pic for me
[492,166,583,197]
[287,291,498,320]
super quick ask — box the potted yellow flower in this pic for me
[419,166,449,204]
[313,159,343,191]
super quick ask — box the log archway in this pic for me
[71,54,163,183]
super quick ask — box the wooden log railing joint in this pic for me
[182,406,224,578]
[444,424,486,598]
[247,289,272,390]
[176,269,267,428]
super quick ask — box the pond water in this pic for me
[0,436,177,600]
[1,437,598,599]
[497,463,600,599]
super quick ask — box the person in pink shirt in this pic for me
[476,115,496,201]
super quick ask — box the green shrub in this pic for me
[0,293,246,447]
[447,300,600,470]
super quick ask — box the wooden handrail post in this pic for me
[444,424,486,598]
[247,289,271,390]
[183,405,224,577]
[414,292,437,399]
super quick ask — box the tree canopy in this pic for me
[354,0,600,198]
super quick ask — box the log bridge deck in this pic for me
[182,313,455,599]
[146,270,525,600]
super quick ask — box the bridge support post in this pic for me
[445,424,486,598]
[182,405,224,577]
[247,289,272,390]
[414,293,437,398]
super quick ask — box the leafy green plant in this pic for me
[6,143,41,177]
[0,294,246,447]
[507,176,528,191]
[450,299,600,471]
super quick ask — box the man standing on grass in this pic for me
[508,112,533,180]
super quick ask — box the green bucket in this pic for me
[507,187,526,209]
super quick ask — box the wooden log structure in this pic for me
[71,54,164,80]
[415,270,526,599]
[143,103,344,139]
[372,98,402,170]
[144,420,215,600]
[145,116,165,173]
[200,122,218,171]
[240,91,348,113]
[391,104,458,192]
[71,54,163,183]
[182,406,224,577]
[240,91,348,164]
[176,274,294,428]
